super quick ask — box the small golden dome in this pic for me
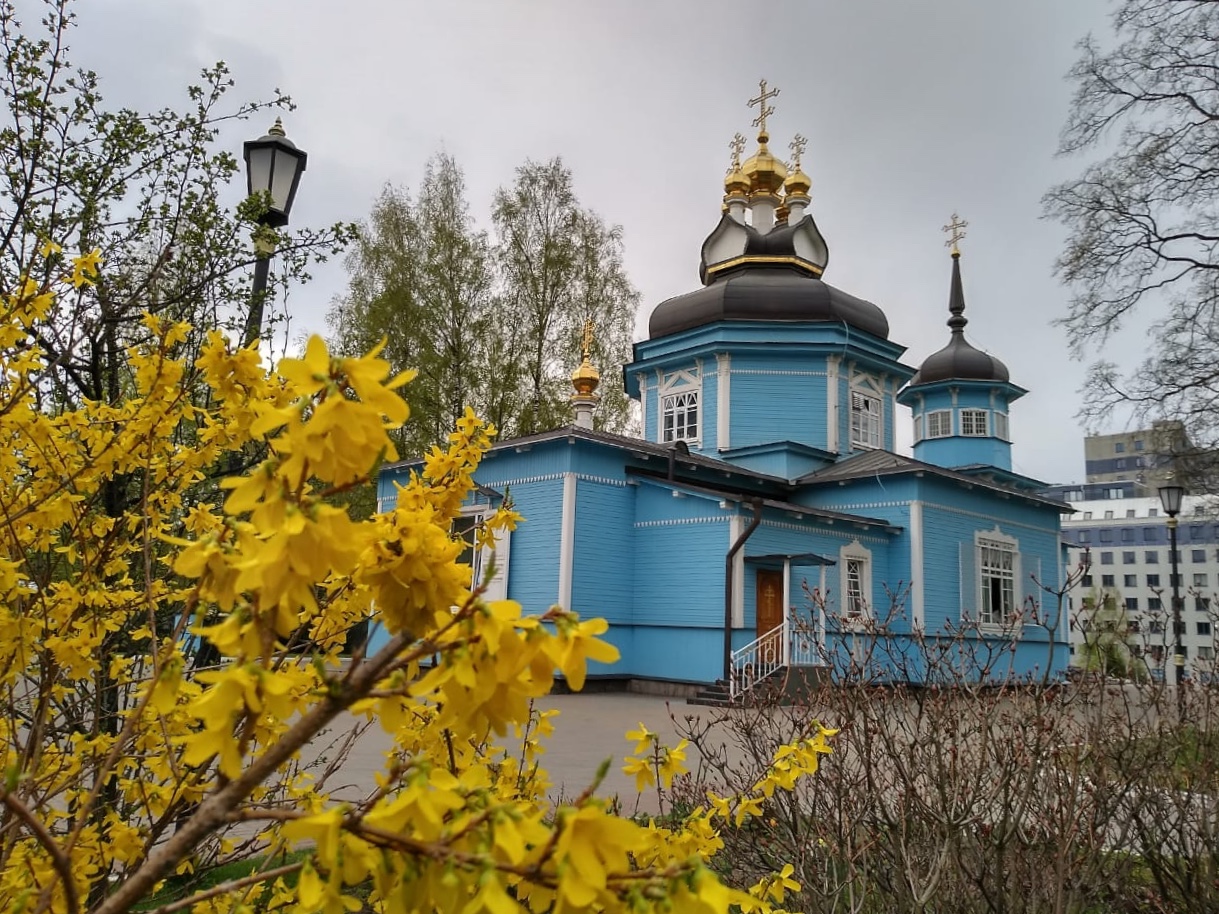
[784,132,811,197]
[724,167,750,198]
[742,132,787,197]
[571,358,600,397]
[784,166,812,197]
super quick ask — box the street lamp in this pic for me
[241,117,308,347]
[1158,478,1187,717]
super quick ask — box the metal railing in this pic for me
[730,623,785,699]
[730,618,825,699]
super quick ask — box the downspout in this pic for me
[724,498,764,682]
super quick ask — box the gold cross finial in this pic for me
[581,319,595,362]
[789,133,808,170]
[942,212,968,255]
[748,78,780,137]
[728,132,746,172]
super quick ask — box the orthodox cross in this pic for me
[748,79,780,134]
[942,212,968,254]
[581,319,595,361]
[789,133,808,170]
[728,132,746,171]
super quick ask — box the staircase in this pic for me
[688,621,820,706]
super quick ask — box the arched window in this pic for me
[839,540,873,622]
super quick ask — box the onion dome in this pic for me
[724,133,751,198]
[742,131,787,196]
[908,251,1009,386]
[571,355,600,397]
[570,322,601,397]
[784,133,811,196]
[784,167,811,197]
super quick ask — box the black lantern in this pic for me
[1158,480,1186,518]
[243,118,307,228]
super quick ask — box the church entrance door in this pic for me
[756,569,784,640]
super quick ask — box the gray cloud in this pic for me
[65,0,1131,485]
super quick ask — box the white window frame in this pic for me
[454,506,511,601]
[661,390,699,443]
[659,368,700,444]
[927,409,952,439]
[849,388,882,450]
[961,408,989,437]
[839,540,873,624]
[995,411,1010,441]
[913,414,923,444]
[976,529,1020,629]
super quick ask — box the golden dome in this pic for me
[571,319,601,397]
[723,131,750,199]
[724,166,750,198]
[571,357,600,397]
[784,166,812,197]
[742,131,787,197]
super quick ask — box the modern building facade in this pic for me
[372,89,1071,694]
[1061,495,1219,679]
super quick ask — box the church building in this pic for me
[374,84,1071,697]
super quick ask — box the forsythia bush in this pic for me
[0,255,832,914]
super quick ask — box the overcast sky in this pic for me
[69,0,1133,486]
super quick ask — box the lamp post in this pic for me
[241,118,308,348]
[1158,479,1186,719]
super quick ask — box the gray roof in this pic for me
[799,449,1071,512]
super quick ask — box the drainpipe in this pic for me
[724,498,763,682]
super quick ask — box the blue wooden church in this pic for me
[374,96,1070,696]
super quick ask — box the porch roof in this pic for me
[745,552,837,567]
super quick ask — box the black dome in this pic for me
[908,252,1009,386]
[648,265,890,340]
[909,336,1009,386]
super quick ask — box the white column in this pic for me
[782,558,791,664]
[751,197,776,232]
[558,473,577,608]
[729,515,744,628]
[910,501,924,630]
[716,352,731,450]
[826,355,840,452]
[636,374,648,440]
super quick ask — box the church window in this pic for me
[912,415,922,444]
[995,411,1010,441]
[977,533,1019,627]
[850,390,881,449]
[961,409,989,437]
[453,512,485,586]
[839,541,872,622]
[661,390,699,443]
[927,409,952,439]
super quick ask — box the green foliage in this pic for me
[329,154,639,452]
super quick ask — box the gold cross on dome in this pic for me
[789,133,808,170]
[728,132,746,171]
[942,212,968,254]
[748,78,780,135]
[581,319,595,361]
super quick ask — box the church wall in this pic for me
[727,353,828,452]
[632,518,729,629]
[572,477,634,626]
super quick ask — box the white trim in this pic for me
[637,373,648,440]
[974,526,1020,630]
[782,558,791,661]
[716,353,731,450]
[839,539,873,623]
[927,409,952,439]
[910,500,924,629]
[730,514,744,628]
[634,516,728,528]
[826,355,840,453]
[558,472,576,608]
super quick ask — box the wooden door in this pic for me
[756,569,784,638]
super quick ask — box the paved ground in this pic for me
[313,693,707,816]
